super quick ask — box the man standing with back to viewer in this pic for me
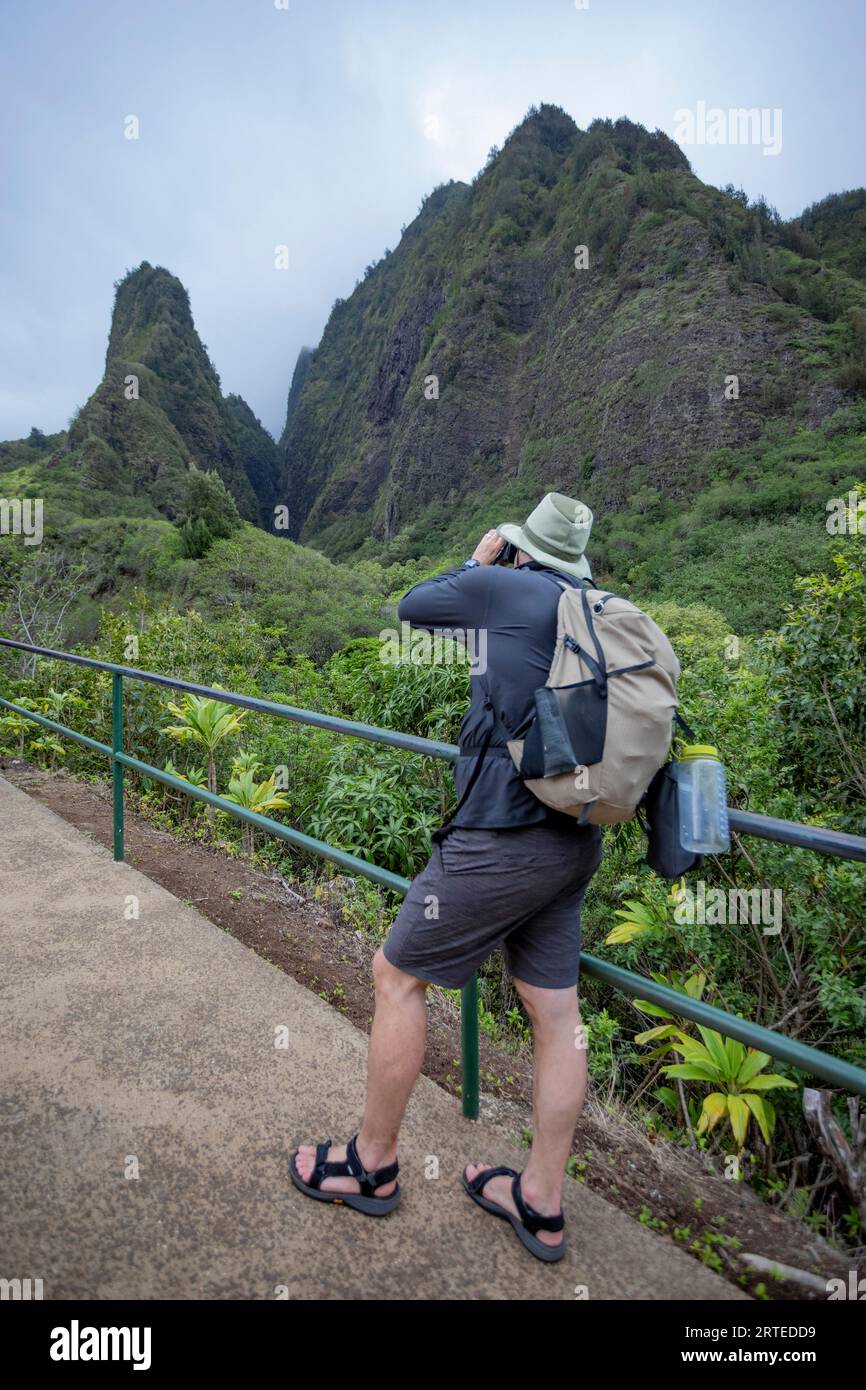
[291,493,603,1262]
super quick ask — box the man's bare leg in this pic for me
[465,980,585,1248]
[294,948,428,1195]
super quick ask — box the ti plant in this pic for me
[0,709,31,757]
[605,887,677,944]
[231,751,264,777]
[162,693,249,812]
[222,769,290,854]
[633,973,798,1150]
[29,733,66,771]
[657,1029,797,1150]
[632,969,709,1058]
[163,758,208,792]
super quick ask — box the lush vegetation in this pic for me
[313,405,866,635]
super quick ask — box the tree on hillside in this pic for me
[766,522,866,825]
[176,467,242,559]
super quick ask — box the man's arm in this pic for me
[397,530,504,629]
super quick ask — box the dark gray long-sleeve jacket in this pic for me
[398,559,600,833]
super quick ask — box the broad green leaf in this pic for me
[741,1074,798,1092]
[742,1092,774,1144]
[672,1039,721,1076]
[736,1049,772,1085]
[615,900,658,924]
[605,923,644,944]
[634,1024,681,1044]
[631,999,675,1019]
[697,1027,730,1075]
[662,1063,720,1082]
[724,1035,744,1072]
[696,1092,729,1135]
[684,972,707,999]
[636,1044,680,1063]
[652,1086,679,1114]
[727,1094,751,1148]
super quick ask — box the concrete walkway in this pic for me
[0,774,746,1301]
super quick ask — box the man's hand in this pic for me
[471,529,505,565]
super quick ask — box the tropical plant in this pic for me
[230,750,264,777]
[222,769,290,853]
[656,1029,797,1149]
[162,693,248,812]
[38,687,86,723]
[29,733,66,770]
[632,974,796,1149]
[606,889,677,944]
[0,709,31,756]
[164,758,208,790]
[631,969,708,1059]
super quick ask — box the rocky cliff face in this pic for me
[280,106,865,552]
[280,346,313,447]
[65,263,280,525]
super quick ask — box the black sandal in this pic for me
[462,1166,566,1263]
[289,1135,401,1216]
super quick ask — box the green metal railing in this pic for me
[2,634,866,1115]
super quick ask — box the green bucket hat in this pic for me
[497,492,594,581]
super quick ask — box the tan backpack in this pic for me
[506,581,680,825]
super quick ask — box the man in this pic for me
[291,492,603,1262]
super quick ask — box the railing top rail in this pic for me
[2,635,866,863]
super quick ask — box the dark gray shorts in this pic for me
[382,822,603,990]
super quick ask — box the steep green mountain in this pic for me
[798,189,866,283]
[2,109,864,652]
[280,346,313,447]
[0,267,389,659]
[224,392,282,524]
[281,105,866,557]
[64,263,280,525]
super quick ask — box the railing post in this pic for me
[461,975,479,1119]
[111,672,124,862]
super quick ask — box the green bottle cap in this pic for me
[680,743,720,761]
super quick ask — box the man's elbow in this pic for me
[397,592,424,625]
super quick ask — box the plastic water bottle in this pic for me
[677,745,730,854]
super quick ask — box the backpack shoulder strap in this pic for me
[674,711,697,741]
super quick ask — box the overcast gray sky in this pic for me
[1,0,864,442]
